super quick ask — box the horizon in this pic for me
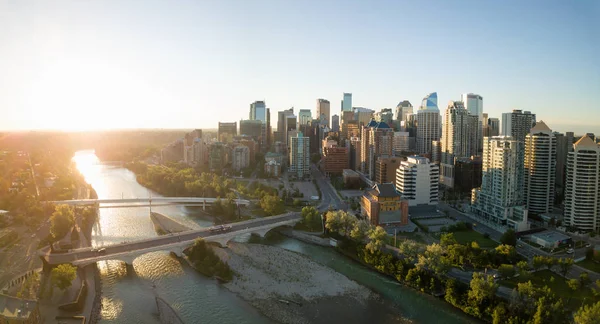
[1,0,598,134]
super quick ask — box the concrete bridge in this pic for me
[47,197,251,209]
[40,213,300,267]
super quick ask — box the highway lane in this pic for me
[44,213,300,265]
[311,164,346,212]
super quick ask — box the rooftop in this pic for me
[530,230,571,243]
[529,120,552,133]
[0,294,37,320]
[574,135,598,149]
[369,183,400,198]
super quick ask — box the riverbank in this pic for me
[213,242,392,324]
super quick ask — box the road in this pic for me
[43,212,300,265]
[311,164,346,212]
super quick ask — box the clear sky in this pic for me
[1,0,599,134]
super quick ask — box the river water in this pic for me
[73,150,476,324]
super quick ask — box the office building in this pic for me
[250,101,267,123]
[462,93,484,153]
[349,136,361,171]
[554,131,575,202]
[192,138,207,167]
[471,136,528,232]
[237,138,257,164]
[362,183,409,227]
[488,118,500,137]
[331,114,340,132]
[393,132,410,155]
[564,135,600,231]
[342,119,360,142]
[375,157,403,185]
[317,99,331,127]
[524,121,556,215]
[501,110,536,143]
[264,160,281,177]
[395,156,439,206]
[440,101,479,187]
[232,145,250,172]
[321,144,349,176]
[343,169,361,189]
[454,157,482,193]
[342,93,352,112]
[239,119,263,140]
[374,108,394,125]
[218,122,237,143]
[289,132,310,179]
[284,114,297,147]
[360,120,394,179]
[405,114,418,151]
[249,101,271,150]
[277,108,294,143]
[395,100,413,128]
[298,109,312,126]
[416,92,441,155]
[431,140,441,164]
[353,107,375,127]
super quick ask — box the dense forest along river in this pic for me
[73,150,476,324]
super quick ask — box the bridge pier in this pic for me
[124,262,135,276]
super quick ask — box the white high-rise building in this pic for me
[524,121,556,215]
[440,101,478,187]
[462,93,483,154]
[564,135,600,231]
[289,132,310,179]
[342,93,352,112]
[471,136,529,232]
[395,156,439,206]
[417,92,441,155]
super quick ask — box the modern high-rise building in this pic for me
[395,100,413,126]
[462,93,484,153]
[250,101,267,123]
[232,145,250,172]
[393,132,410,155]
[317,99,331,127]
[524,121,556,215]
[353,107,375,127]
[289,132,310,179]
[208,142,227,172]
[217,122,237,143]
[564,135,600,231]
[374,108,394,126]
[488,117,500,136]
[395,156,439,206]
[501,110,536,143]
[417,92,441,156]
[349,136,361,171]
[277,108,294,143]
[471,136,528,232]
[360,120,394,179]
[341,93,352,112]
[284,114,297,148]
[298,109,312,126]
[331,114,340,132]
[239,119,263,139]
[321,141,349,176]
[375,157,403,185]
[440,101,479,187]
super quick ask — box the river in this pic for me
[73,150,477,324]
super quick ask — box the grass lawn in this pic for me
[499,269,597,310]
[577,259,600,273]
[452,229,498,248]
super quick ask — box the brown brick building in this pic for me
[375,157,403,185]
[321,146,349,175]
[361,183,409,227]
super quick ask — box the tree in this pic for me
[580,271,591,287]
[516,260,529,279]
[500,229,517,246]
[397,240,425,262]
[260,194,283,216]
[416,243,451,275]
[497,264,516,279]
[350,220,369,241]
[50,264,77,291]
[532,255,545,272]
[468,272,498,305]
[365,226,387,253]
[440,233,458,247]
[50,204,75,241]
[558,258,574,277]
[574,301,600,324]
[568,278,581,301]
[301,206,321,231]
[325,210,357,237]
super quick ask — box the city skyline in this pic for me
[0,0,598,134]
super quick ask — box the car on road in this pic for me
[586,243,591,248]
[567,248,574,254]
[98,248,106,255]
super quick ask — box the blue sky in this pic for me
[0,0,598,134]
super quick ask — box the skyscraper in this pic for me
[298,109,312,126]
[360,120,394,179]
[284,114,297,148]
[501,110,536,143]
[277,108,294,143]
[353,107,375,127]
[289,132,310,179]
[461,93,484,154]
[217,122,237,143]
[488,117,500,136]
[317,99,331,127]
[524,121,556,215]
[440,101,478,187]
[564,135,600,231]
[417,92,441,156]
[341,93,352,112]
[249,101,270,150]
[331,114,340,132]
[395,100,413,130]
[374,108,394,125]
[471,136,528,232]
[249,101,267,123]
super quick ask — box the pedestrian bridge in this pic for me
[47,197,251,208]
[40,213,301,267]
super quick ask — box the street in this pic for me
[311,164,346,212]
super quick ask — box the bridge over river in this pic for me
[40,213,300,267]
[47,197,251,209]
